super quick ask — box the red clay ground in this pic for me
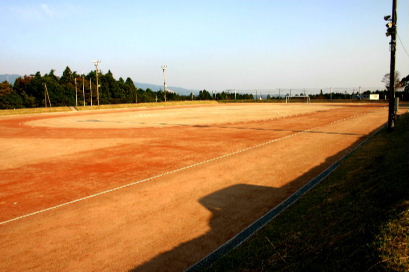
[0,103,389,271]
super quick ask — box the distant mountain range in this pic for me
[0,74,198,95]
[135,82,197,95]
[0,74,20,84]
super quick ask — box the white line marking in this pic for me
[0,111,375,226]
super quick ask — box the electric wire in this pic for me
[397,33,409,58]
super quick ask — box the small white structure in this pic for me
[363,94,380,100]
[369,94,379,100]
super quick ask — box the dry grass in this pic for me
[205,113,409,271]
[0,101,218,116]
[0,106,72,116]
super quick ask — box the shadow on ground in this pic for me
[129,125,377,272]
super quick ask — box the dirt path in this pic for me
[0,103,387,271]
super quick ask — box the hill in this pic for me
[136,82,197,95]
[0,74,20,84]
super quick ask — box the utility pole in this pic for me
[279,88,281,99]
[44,84,47,108]
[93,60,101,106]
[89,78,93,106]
[161,65,167,102]
[385,0,398,130]
[75,78,78,107]
[82,76,86,106]
[43,83,51,107]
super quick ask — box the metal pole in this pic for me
[96,69,99,106]
[387,0,397,130]
[75,78,78,107]
[90,78,93,106]
[161,65,167,102]
[44,83,47,108]
[82,76,86,106]
[93,60,101,106]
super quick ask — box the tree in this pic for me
[198,89,212,100]
[60,66,73,83]
[0,81,24,108]
[382,72,401,90]
[399,74,409,100]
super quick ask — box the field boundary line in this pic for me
[185,122,386,272]
[0,111,375,226]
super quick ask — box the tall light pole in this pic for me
[385,0,398,130]
[90,78,93,106]
[161,65,167,102]
[74,78,78,107]
[82,76,86,106]
[93,60,101,106]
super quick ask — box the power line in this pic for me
[397,33,409,58]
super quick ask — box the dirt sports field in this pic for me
[0,102,390,271]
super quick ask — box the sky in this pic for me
[0,0,408,91]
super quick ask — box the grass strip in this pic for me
[0,101,217,116]
[205,113,409,272]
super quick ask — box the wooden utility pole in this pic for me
[43,83,51,107]
[386,0,398,130]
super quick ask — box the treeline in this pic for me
[2,67,408,109]
[0,66,257,109]
[0,67,188,109]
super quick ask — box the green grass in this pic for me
[205,113,409,272]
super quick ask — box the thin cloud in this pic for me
[9,3,56,20]
[40,3,55,17]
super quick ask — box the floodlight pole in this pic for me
[93,60,101,106]
[82,76,86,106]
[90,78,93,106]
[161,65,167,102]
[75,78,78,107]
[387,0,398,130]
